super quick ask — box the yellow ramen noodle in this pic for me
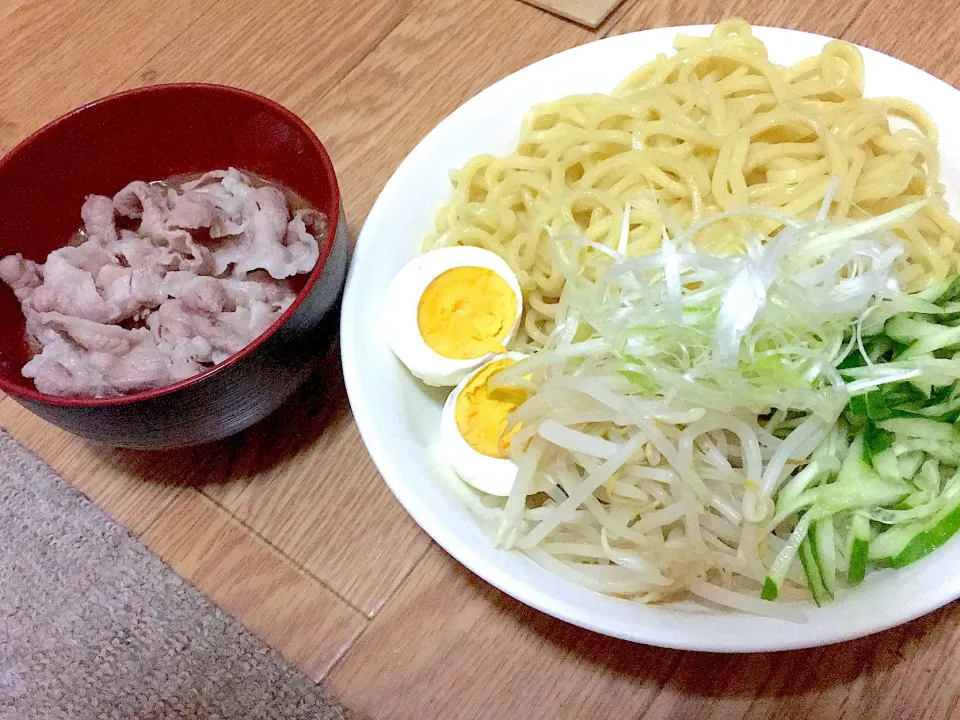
[424,19,960,346]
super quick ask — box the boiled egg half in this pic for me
[440,352,527,496]
[384,246,523,387]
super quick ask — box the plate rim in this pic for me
[341,24,960,652]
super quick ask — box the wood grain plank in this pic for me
[297,0,596,242]
[608,0,866,37]
[118,0,418,106]
[0,396,208,535]
[520,0,626,28]
[843,0,960,88]
[141,490,367,681]
[328,545,960,720]
[327,545,676,719]
[0,0,216,153]
[198,0,597,616]
[198,344,431,616]
[642,610,960,720]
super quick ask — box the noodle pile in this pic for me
[424,20,960,346]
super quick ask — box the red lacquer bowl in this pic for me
[0,84,348,449]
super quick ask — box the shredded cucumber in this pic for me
[775,289,960,603]
[811,518,837,598]
[870,497,960,567]
[846,515,871,585]
[799,535,829,606]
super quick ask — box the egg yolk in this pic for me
[455,359,526,458]
[418,266,517,359]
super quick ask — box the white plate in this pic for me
[341,25,960,652]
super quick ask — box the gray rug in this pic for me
[0,430,348,720]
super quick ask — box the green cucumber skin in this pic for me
[799,537,827,607]
[934,276,960,306]
[761,577,779,601]
[847,514,871,585]
[848,538,869,584]
[869,488,960,562]
[891,504,960,568]
[812,520,837,598]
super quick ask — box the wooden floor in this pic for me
[3,1,960,717]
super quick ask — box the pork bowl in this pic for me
[0,84,347,449]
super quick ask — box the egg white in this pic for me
[440,351,527,497]
[383,246,523,387]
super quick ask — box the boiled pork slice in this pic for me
[0,168,325,397]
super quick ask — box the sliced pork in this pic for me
[0,168,325,398]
